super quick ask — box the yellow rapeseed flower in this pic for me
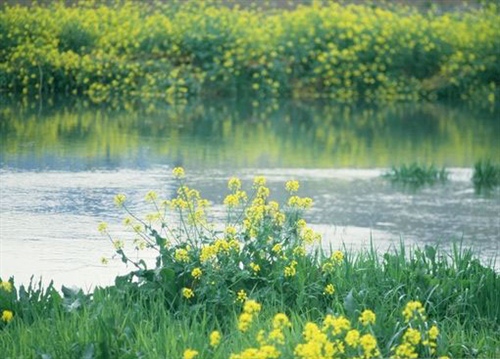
[183,349,198,359]
[228,177,242,191]
[331,250,344,263]
[236,289,247,302]
[345,329,360,347]
[249,262,261,273]
[253,176,266,187]
[359,333,379,358]
[323,284,335,295]
[393,342,418,359]
[144,190,157,202]
[273,313,291,329]
[243,300,262,314]
[97,222,108,233]
[174,248,190,262]
[428,325,439,340]
[114,193,126,207]
[173,167,185,179]
[238,312,253,332]
[191,267,202,279]
[403,328,421,345]
[403,300,426,323]
[1,310,13,323]
[209,330,221,347]
[182,287,194,299]
[359,309,376,326]
[0,280,13,292]
[285,180,300,193]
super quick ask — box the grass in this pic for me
[382,163,449,186]
[472,160,500,190]
[0,244,498,358]
[1,170,499,358]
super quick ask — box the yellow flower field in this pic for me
[0,0,498,105]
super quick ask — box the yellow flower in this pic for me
[345,329,360,347]
[209,330,221,347]
[236,289,247,302]
[272,244,282,253]
[284,260,298,277]
[253,176,266,187]
[403,300,426,323]
[243,300,261,314]
[238,312,253,332]
[323,284,335,295]
[293,246,306,257]
[113,239,124,250]
[144,190,157,202]
[224,194,240,207]
[174,248,190,262]
[273,313,291,329]
[191,267,202,279]
[1,310,13,323]
[403,328,421,345]
[359,309,376,326]
[285,180,300,193]
[268,329,285,344]
[428,325,439,340]
[249,262,261,273]
[114,193,126,207]
[331,250,344,263]
[0,280,13,292]
[225,226,237,236]
[359,333,379,358]
[182,287,194,299]
[173,167,185,179]
[97,222,108,233]
[100,257,109,265]
[323,315,351,335]
[183,349,198,359]
[394,342,418,359]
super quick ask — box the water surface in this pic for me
[1,100,498,289]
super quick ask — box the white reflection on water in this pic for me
[0,167,498,291]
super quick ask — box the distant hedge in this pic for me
[0,1,498,105]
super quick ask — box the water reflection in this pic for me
[1,100,498,170]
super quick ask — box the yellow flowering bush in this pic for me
[1,1,498,105]
[101,167,344,318]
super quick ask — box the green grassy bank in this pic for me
[0,1,499,106]
[1,170,499,358]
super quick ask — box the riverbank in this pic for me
[1,171,499,358]
[1,244,498,358]
[1,1,498,106]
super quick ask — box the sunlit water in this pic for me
[1,100,499,290]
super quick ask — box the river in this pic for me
[1,99,499,290]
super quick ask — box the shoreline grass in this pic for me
[1,170,499,358]
[472,160,500,190]
[0,244,498,358]
[382,163,449,186]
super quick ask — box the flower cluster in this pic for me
[391,301,446,359]
[1,1,498,106]
[0,279,15,326]
[185,301,446,359]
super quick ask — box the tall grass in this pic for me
[383,163,448,186]
[472,160,500,189]
[0,244,498,358]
